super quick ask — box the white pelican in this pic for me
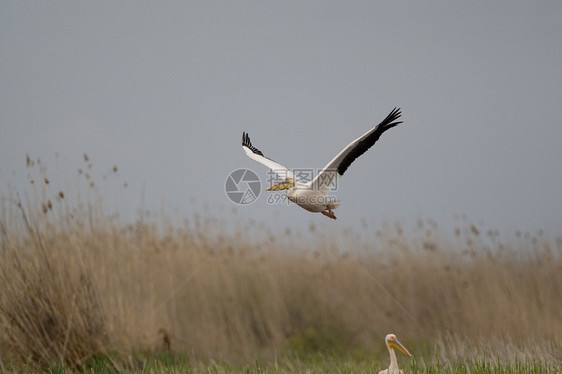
[241,108,402,219]
[379,333,412,374]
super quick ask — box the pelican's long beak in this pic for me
[389,338,412,358]
[266,179,294,191]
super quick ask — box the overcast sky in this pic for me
[2,1,561,239]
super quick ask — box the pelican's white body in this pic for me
[241,108,402,219]
[285,184,341,213]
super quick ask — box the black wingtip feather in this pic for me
[336,107,403,176]
[242,131,264,156]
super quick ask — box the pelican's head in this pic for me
[266,178,294,191]
[385,334,412,357]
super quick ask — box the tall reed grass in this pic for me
[0,159,560,370]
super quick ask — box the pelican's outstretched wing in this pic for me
[242,132,295,181]
[310,108,402,191]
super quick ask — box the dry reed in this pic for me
[0,160,561,370]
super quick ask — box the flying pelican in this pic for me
[241,107,402,219]
[379,333,412,374]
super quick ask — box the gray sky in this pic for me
[2,1,561,238]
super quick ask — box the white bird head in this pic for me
[385,333,412,357]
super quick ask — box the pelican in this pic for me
[241,108,402,219]
[379,333,412,374]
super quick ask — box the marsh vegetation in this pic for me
[0,159,560,372]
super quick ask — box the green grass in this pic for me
[40,354,559,373]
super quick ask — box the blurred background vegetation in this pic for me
[0,158,560,372]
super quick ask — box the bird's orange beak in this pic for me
[389,338,412,358]
[266,179,294,191]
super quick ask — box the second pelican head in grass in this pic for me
[379,333,412,374]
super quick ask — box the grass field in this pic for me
[0,161,561,373]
